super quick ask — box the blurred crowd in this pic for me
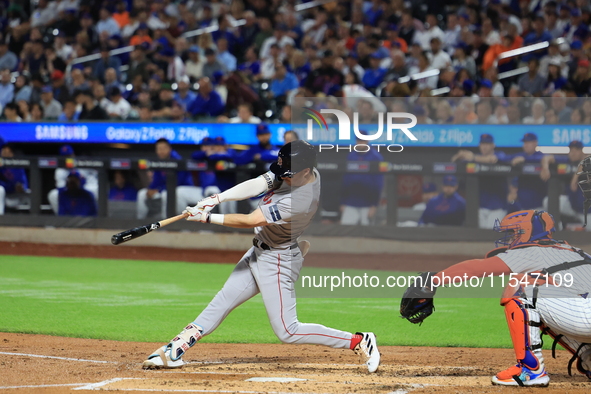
[0,0,590,228]
[2,0,591,123]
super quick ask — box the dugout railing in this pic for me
[0,155,572,229]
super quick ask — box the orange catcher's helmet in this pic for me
[493,210,556,248]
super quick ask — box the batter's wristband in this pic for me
[209,213,224,225]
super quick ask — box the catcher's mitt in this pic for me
[400,272,437,325]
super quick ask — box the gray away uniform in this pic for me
[193,169,353,348]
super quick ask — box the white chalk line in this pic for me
[153,371,448,387]
[0,383,91,390]
[278,363,477,370]
[246,377,307,382]
[73,378,138,390]
[0,351,118,364]
[154,370,253,375]
[86,389,335,394]
[72,378,333,394]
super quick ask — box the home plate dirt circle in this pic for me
[1,333,591,394]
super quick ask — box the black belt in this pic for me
[253,238,298,251]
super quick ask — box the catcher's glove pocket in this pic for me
[399,272,437,325]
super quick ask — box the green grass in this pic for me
[0,255,512,348]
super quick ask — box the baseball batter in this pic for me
[403,210,591,387]
[143,140,380,373]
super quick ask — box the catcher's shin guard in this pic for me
[503,298,544,371]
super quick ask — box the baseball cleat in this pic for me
[492,364,549,387]
[353,332,380,373]
[298,240,311,257]
[143,344,186,369]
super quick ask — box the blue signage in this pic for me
[0,122,588,148]
[0,123,290,145]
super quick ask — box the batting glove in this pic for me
[184,207,209,223]
[197,194,221,214]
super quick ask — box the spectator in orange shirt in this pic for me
[382,25,408,53]
[130,23,152,47]
[482,34,519,73]
[113,1,130,28]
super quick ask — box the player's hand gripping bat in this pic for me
[111,213,189,245]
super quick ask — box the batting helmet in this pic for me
[270,140,317,178]
[493,210,556,248]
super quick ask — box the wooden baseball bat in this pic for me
[111,213,189,245]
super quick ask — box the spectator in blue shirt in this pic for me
[212,15,240,56]
[187,77,225,119]
[362,52,387,91]
[452,133,512,228]
[543,59,567,95]
[57,100,80,121]
[364,0,384,25]
[0,144,28,215]
[419,175,466,226]
[340,133,384,226]
[270,61,298,102]
[93,46,122,84]
[97,8,121,37]
[238,47,261,82]
[541,140,589,223]
[0,68,14,108]
[293,51,311,86]
[216,37,237,72]
[174,76,196,111]
[0,41,18,71]
[58,171,97,216]
[234,124,280,167]
[109,171,138,202]
[136,138,206,219]
[502,132,547,210]
[522,15,553,61]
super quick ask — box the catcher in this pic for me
[401,209,591,387]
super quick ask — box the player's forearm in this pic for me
[207,212,266,228]
[217,175,269,203]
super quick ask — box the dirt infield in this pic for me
[1,332,590,394]
[1,242,590,393]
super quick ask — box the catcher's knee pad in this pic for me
[504,298,543,370]
[169,323,203,361]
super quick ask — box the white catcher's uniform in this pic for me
[193,169,353,348]
[498,244,591,366]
